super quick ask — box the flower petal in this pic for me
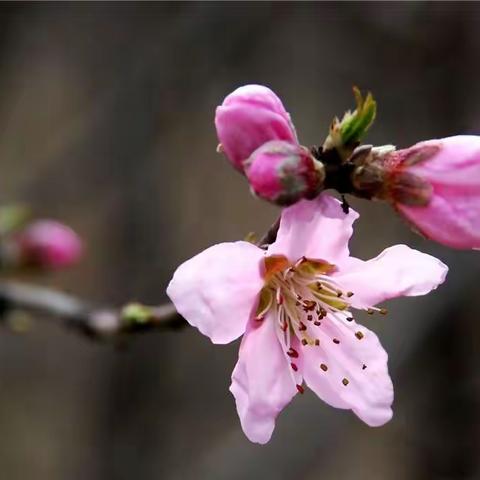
[230,315,299,444]
[334,244,448,309]
[398,190,480,249]
[267,193,359,264]
[302,315,393,426]
[167,241,265,344]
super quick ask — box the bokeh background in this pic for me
[0,2,479,479]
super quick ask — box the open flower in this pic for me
[167,194,447,444]
[378,136,480,249]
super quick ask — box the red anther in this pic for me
[281,321,288,332]
[362,364,367,370]
[314,339,320,346]
[346,317,353,322]
[254,315,264,322]
[314,320,321,326]
[287,347,299,358]
[307,314,313,321]
[291,363,298,371]
[301,339,308,346]
[296,384,305,394]
[295,301,300,306]
[332,338,340,344]
[299,322,307,331]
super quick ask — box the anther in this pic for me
[320,363,328,372]
[362,364,367,370]
[333,338,340,344]
[281,321,288,332]
[346,317,353,322]
[314,321,322,326]
[314,339,320,346]
[380,308,388,315]
[287,348,299,358]
[346,291,354,297]
[336,291,342,297]
[355,331,364,340]
[296,384,305,394]
[299,322,307,331]
[342,378,349,386]
[291,363,298,372]
[307,315,313,321]
[301,339,308,346]
[295,301,300,306]
[367,308,375,315]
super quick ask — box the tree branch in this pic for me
[0,281,185,341]
[0,217,283,340]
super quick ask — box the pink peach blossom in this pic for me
[383,135,480,249]
[16,219,83,269]
[215,84,297,172]
[167,194,448,444]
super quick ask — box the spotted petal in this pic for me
[333,244,448,309]
[302,315,393,426]
[167,241,265,344]
[230,315,299,444]
[268,193,359,265]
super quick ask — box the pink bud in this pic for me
[245,140,325,206]
[16,220,83,269]
[383,135,480,249]
[215,85,297,172]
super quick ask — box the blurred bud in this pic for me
[375,136,480,249]
[215,84,297,172]
[245,140,325,206]
[16,220,83,269]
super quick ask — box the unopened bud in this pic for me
[15,220,83,269]
[245,140,325,206]
[215,85,297,172]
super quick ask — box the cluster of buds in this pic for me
[0,207,83,271]
[216,85,480,250]
[215,85,325,205]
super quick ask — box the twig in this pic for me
[0,216,282,340]
[0,281,184,341]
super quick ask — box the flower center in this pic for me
[255,255,386,389]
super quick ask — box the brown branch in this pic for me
[256,216,280,248]
[0,281,185,341]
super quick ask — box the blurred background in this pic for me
[0,2,478,479]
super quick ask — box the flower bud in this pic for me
[245,140,325,206]
[215,85,297,172]
[15,220,83,269]
[380,135,480,249]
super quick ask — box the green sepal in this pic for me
[340,87,376,145]
[121,302,153,326]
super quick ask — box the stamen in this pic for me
[307,315,313,321]
[296,384,305,394]
[342,378,349,386]
[314,339,320,346]
[287,347,299,358]
[355,331,364,340]
[301,339,308,346]
[332,338,340,344]
[320,363,328,371]
[291,363,298,371]
[314,320,321,326]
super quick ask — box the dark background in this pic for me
[0,2,479,479]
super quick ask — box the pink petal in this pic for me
[215,85,298,172]
[334,244,448,309]
[267,193,359,265]
[392,136,480,249]
[397,186,480,249]
[230,315,300,444]
[302,315,393,426]
[167,242,265,344]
